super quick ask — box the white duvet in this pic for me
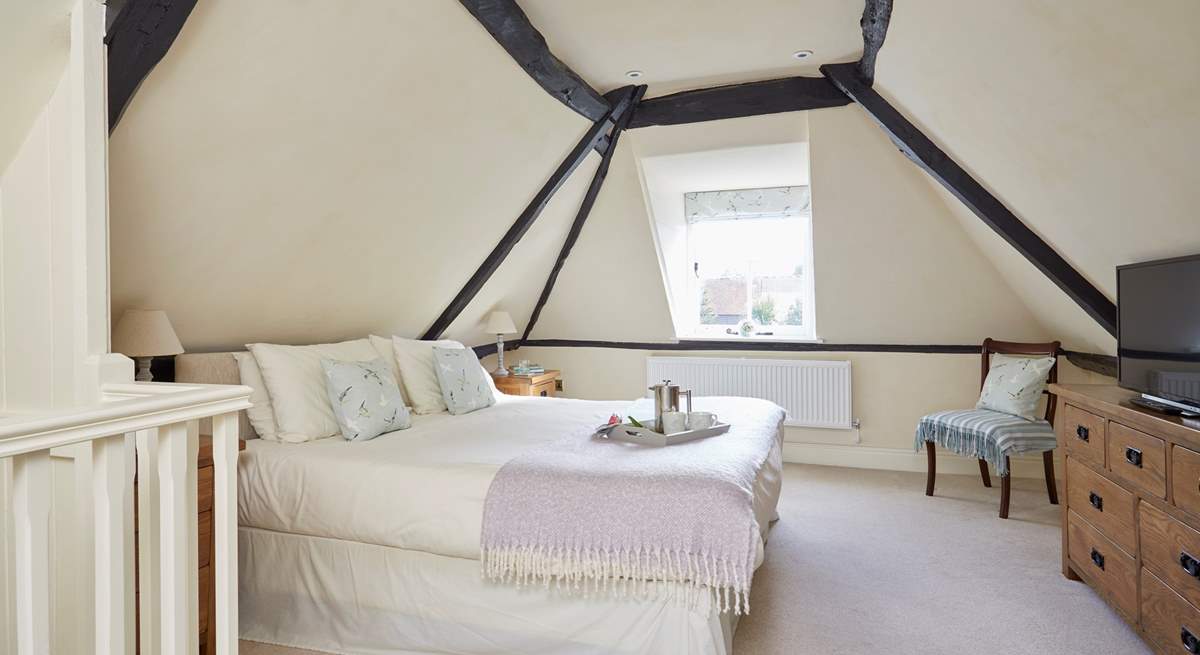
[238,395,782,562]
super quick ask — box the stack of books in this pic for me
[512,364,545,376]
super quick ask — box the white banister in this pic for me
[93,433,135,654]
[0,381,250,655]
[156,421,199,655]
[13,451,52,655]
[212,412,240,654]
[135,428,161,653]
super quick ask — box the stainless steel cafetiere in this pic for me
[648,380,693,433]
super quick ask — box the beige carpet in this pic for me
[241,463,1149,654]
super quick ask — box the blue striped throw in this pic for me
[914,409,1056,476]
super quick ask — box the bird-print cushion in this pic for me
[320,357,411,441]
[432,346,496,415]
[975,354,1056,421]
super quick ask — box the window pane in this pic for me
[699,275,746,325]
[690,216,808,335]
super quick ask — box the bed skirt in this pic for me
[239,527,739,655]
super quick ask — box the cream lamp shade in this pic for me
[113,309,183,382]
[484,311,517,335]
[113,309,184,356]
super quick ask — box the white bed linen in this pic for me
[238,395,782,561]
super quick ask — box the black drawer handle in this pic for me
[1125,447,1143,468]
[1182,552,1200,578]
[1183,627,1200,654]
[1076,425,1090,442]
[1090,548,1105,570]
[1089,492,1104,511]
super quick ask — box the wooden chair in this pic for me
[920,338,1062,519]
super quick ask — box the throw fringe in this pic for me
[480,544,752,615]
[915,418,1007,476]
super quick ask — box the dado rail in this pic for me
[0,382,252,655]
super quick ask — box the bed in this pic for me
[178,352,785,655]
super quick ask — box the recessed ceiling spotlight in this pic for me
[792,50,814,60]
[625,70,644,79]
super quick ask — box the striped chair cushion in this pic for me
[914,409,1056,476]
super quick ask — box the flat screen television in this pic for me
[1118,254,1200,415]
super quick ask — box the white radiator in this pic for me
[646,356,853,429]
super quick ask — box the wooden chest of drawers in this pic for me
[1053,384,1200,654]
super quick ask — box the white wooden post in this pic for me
[93,433,134,654]
[211,412,239,655]
[12,451,52,655]
[156,421,198,654]
[0,458,16,655]
[135,428,160,654]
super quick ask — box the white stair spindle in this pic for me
[13,451,52,655]
[156,421,199,655]
[93,433,135,654]
[135,428,161,654]
[211,412,239,655]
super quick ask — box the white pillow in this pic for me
[976,353,1056,421]
[368,334,411,406]
[246,339,379,442]
[391,336,465,414]
[233,352,276,440]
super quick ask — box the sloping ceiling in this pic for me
[875,0,1200,352]
[0,0,75,174]
[109,0,598,350]
[519,0,864,96]
[109,0,1196,355]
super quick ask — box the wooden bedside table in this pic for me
[493,370,562,397]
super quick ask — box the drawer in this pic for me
[1175,445,1200,518]
[199,510,212,569]
[1063,404,1106,467]
[198,465,213,514]
[1067,458,1137,554]
[1142,567,1200,655]
[1067,510,1138,620]
[1106,421,1166,498]
[1141,503,1200,610]
[531,380,556,398]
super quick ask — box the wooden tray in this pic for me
[599,421,730,447]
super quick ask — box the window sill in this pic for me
[679,335,824,344]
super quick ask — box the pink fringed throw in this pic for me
[480,397,784,614]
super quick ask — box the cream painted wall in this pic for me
[533,106,1052,345]
[109,0,599,351]
[876,0,1200,352]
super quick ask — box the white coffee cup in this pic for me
[687,411,717,430]
[661,411,687,434]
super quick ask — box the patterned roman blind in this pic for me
[683,185,811,223]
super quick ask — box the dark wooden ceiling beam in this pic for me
[1064,351,1118,378]
[821,62,1117,336]
[420,91,637,340]
[106,0,198,132]
[857,0,893,84]
[520,85,646,345]
[626,76,850,129]
[458,0,610,122]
